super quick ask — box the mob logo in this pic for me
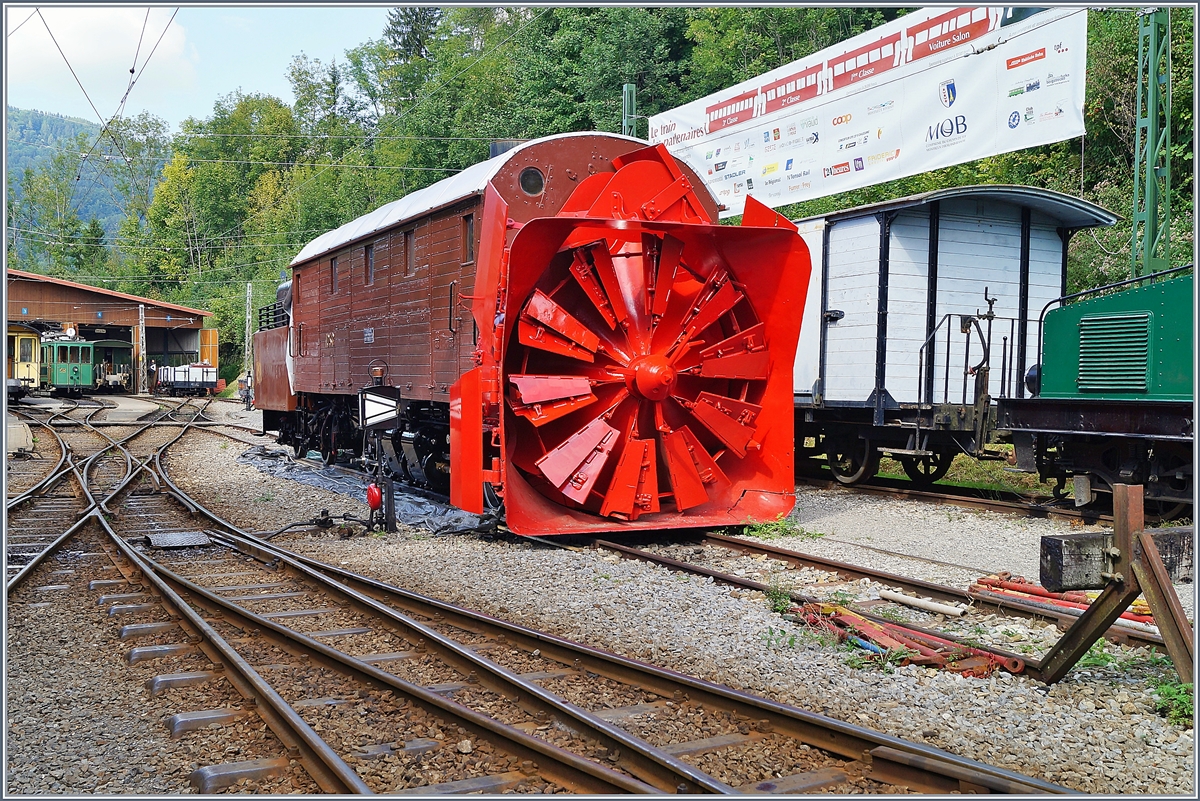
[926,115,968,141]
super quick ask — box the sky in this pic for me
[5,4,394,131]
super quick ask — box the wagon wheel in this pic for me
[826,436,879,486]
[319,416,337,466]
[504,231,771,519]
[899,449,954,487]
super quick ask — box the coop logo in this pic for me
[867,100,894,115]
[925,115,968,149]
[939,79,957,108]
[1008,111,1021,128]
[823,161,851,177]
[831,114,853,126]
[1046,72,1070,86]
[853,157,864,171]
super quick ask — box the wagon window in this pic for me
[58,346,68,362]
[69,346,80,364]
[365,244,375,286]
[294,271,301,304]
[404,230,414,275]
[462,214,475,263]
[331,257,339,293]
[20,338,33,362]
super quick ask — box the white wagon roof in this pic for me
[795,184,1118,230]
[291,131,644,266]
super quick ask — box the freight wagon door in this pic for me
[199,328,218,369]
[822,216,880,403]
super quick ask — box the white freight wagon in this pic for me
[156,363,218,396]
[790,185,1116,485]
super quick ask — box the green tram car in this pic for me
[998,266,1193,511]
[39,339,134,396]
[41,340,94,396]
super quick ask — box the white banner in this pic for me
[649,7,1088,217]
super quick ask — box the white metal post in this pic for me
[244,282,253,380]
[138,303,147,395]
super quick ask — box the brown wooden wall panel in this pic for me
[252,326,296,412]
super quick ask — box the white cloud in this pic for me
[6,7,196,123]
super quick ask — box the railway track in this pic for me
[5,399,1072,793]
[581,533,1166,673]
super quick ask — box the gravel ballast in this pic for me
[157,426,1196,793]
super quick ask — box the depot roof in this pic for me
[7,269,212,317]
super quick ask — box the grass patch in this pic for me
[871,446,1060,496]
[760,627,799,649]
[255,492,274,503]
[766,583,793,614]
[843,644,916,674]
[1076,639,1118,669]
[741,514,823,541]
[1153,681,1194,726]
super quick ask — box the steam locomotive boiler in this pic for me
[253,133,812,535]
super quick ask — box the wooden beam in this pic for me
[1035,485,1143,684]
[1131,531,1194,682]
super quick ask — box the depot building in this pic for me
[6,269,217,394]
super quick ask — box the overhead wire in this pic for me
[69,8,180,217]
[7,8,38,37]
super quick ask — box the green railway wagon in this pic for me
[1039,271,1192,401]
[997,267,1193,512]
[41,340,94,397]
